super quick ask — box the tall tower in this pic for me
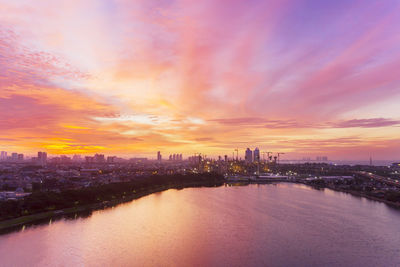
[38,151,47,165]
[245,148,253,163]
[0,151,7,161]
[157,151,162,162]
[254,148,260,162]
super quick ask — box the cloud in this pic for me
[211,117,400,129]
[0,0,400,159]
[331,118,400,128]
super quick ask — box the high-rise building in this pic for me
[11,153,18,161]
[245,148,253,163]
[72,155,82,162]
[94,154,105,163]
[0,151,7,161]
[316,156,328,162]
[107,156,116,163]
[254,147,260,162]
[85,156,94,163]
[18,154,24,161]
[38,151,47,165]
[157,151,162,162]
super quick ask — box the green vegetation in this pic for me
[0,173,224,222]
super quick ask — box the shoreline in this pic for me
[326,187,400,209]
[226,180,400,209]
[0,181,222,235]
[1,180,399,235]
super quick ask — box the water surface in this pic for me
[0,183,399,266]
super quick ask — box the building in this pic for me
[0,151,7,161]
[72,155,82,162]
[11,153,18,161]
[316,156,328,161]
[157,151,162,162]
[254,148,260,162]
[85,156,94,163]
[130,158,147,163]
[38,151,47,165]
[18,154,24,161]
[94,154,105,163]
[245,148,253,163]
[107,156,116,163]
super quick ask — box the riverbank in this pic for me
[2,179,399,235]
[301,183,400,209]
[328,187,400,209]
[0,177,224,234]
[226,180,400,209]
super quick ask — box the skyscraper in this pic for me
[38,151,47,165]
[0,151,7,161]
[94,154,105,163]
[245,148,253,163]
[72,155,82,162]
[157,151,162,162]
[254,147,260,162]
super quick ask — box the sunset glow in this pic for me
[1,0,400,159]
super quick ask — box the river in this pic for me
[0,183,400,266]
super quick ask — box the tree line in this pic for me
[0,173,224,221]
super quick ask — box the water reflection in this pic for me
[0,184,399,267]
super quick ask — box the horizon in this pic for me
[1,0,400,160]
[0,149,398,163]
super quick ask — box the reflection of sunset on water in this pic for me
[1,184,400,266]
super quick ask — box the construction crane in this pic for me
[277,153,285,164]
[261,151,272,163]
[267,152,273,162]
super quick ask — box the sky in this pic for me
[0,0,400,160]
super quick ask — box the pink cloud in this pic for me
[0,0,400,159]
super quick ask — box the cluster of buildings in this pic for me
[168,154,183,161]
[1,151,24,162]
[1,151,47,165]
[301,156,329,162]
[0,148,399,202]
[245,148,260,163]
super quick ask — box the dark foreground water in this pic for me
[0,183,400,267]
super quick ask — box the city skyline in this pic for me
[1,0,400,160]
